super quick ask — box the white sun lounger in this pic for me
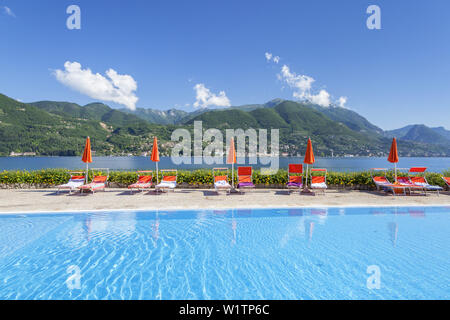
[155,170,177,193]
[213,168,232,194]
[57,172,86,194]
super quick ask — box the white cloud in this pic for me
[268,52,339,107]
[54,61,139,110]
[193,83,231,109]
[281,65,315,99]
[265,52,280,64]
[279,64,331,107]
[338,96,348,108]
[3,6,15,17]
[310,90,331,107]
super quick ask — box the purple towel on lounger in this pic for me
[287,182,303,188]
[238,182,255,188]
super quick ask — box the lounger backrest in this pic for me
[288,164,302,183]
[238,167,252,183]
[310,169,326,184]
[213,168,228,183]
[162,175,177,182]
[411,176,426,184]
[443,177,450,185]
[397,177,411,184]
[288,164,303,174]
[138,175,152,183]
[409,167,427,173]
[373,176,389,184]
[214,175,228,182]
[289,176,302,183]
[92,176,108,183]
[70,175,85,180]
[239,175,252,183]
[311,176,325,184]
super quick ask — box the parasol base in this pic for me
[229,188,240,194]
[301,188,316,196]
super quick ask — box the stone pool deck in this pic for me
[0,188,448,213]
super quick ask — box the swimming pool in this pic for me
[0,206,448,300]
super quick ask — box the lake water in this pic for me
[0,156,449,172]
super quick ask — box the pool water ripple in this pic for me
[0,206,448,300]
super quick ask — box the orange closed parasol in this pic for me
[303,138,315,194]
[151,137,160,183]
[388,138,399,182]
[82,137,92,183]
[227,137,237,189]
[304,138,315,165]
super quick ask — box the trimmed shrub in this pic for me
[0,168,447,188]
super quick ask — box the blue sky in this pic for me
[0,0,449,130]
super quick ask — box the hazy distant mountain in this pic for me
[309,104,384,135]
[31,101,147,127]
[119,107,188,125]
[431,126,450,140]
[175,99,285,124]
[385,124,450,145]
[227,98,285,112]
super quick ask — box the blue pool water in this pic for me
[0,206,449,300]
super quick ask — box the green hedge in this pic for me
[0,168,448,188]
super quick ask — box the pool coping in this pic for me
[0,203,449,216]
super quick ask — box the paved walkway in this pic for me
[0,189,448,213]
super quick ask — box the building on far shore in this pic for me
[10,152,37,157]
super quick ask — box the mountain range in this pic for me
[385,124,450,145]
[0,93,449,157]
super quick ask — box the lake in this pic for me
[0,156,449,172]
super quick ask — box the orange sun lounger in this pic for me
[407,167,443,195]
[287,164,303,192]
[79,175,108,193]
[128,171,153,194]
[442,177,450,190]
[79,168,109,194]
[237,166,255,192]
[371,168,392,191]
[310,169,327,194]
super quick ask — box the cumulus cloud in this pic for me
[267,53,344,108]
[310,90,331,107]
[280,65,315,99]
[54,61,138,110]
[279,64,333,106]
[3,6,15,17]
[338,96,348,108]
[193,83,231,108]
[265,52,280,64]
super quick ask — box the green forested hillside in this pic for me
[184,101,450,156]
[309,104,384,135]
[0,94,173,156]
[1,94,449,157]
